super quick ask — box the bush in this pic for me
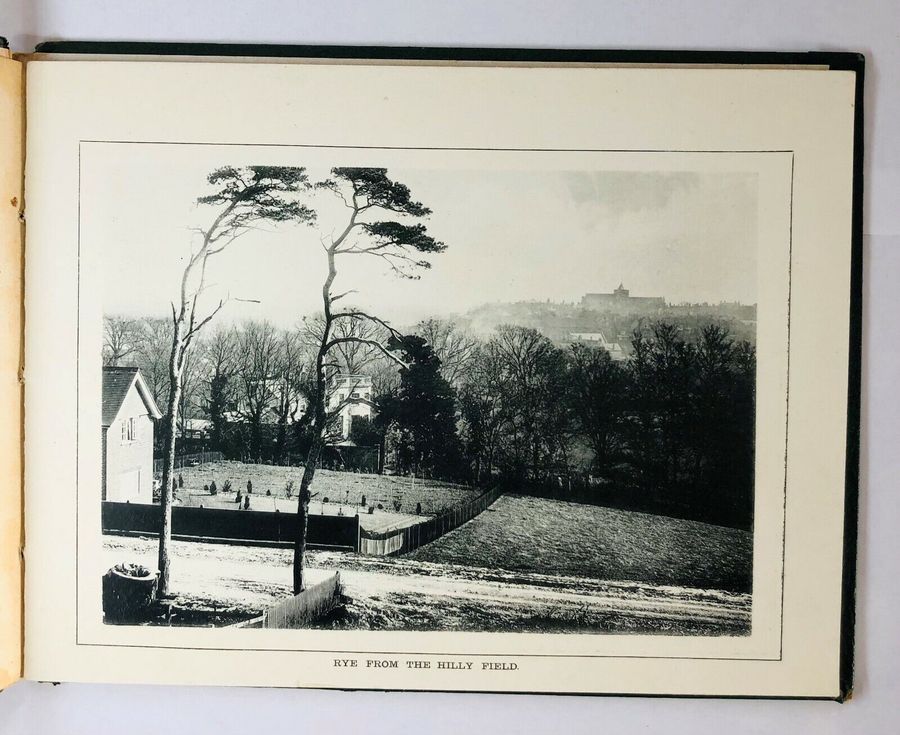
[222,479,232,494]
[177,474,184,488]
[209,480,218,495]
[285,480,294,498]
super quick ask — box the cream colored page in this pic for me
[0,52,24,691]
[23,59,855,696]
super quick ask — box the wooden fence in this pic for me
[359,486,503,556]
[153,451,224,475]
[102,502,360,551]
[260,572,342,629]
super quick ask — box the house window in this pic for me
[351,391,360,398]
[121,417,135,443]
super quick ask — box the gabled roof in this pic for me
[102,367,163,426]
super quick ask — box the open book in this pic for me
[0,43,862,699]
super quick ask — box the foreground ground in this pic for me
[102,494,751,634]
[101,536,750,634]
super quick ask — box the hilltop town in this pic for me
[455,283,757,359]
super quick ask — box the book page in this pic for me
[22,57,857,697]
[0,51,24,691]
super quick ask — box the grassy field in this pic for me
[174,461,477,531]
[409,494,752,593]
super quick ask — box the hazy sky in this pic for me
[89,144,758,327]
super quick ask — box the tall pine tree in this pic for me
[378,335,461,478]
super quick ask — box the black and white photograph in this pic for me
[0,0,885,725]
[93,147,760,636]
[8,44,865,706]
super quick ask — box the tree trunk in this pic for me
[157,342,183,597]
[293,434,323,593]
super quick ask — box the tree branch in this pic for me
[329,289,357,303]
[331,310,404,340]
[324,336,406,368]
[185,299,227,346]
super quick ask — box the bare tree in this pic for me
[176,343,205,443]
[157,166,314,596]
[292,167,445,593]
[200,325,238,452]
[273,328,314,462]
[102,315,141,366]
[134,317,174,411]
[484,325,573,479]
[329,315,383,375]
[369,355,403,399]
[234,320,282,459]
[414,317,479,388]
[458,341,506,484]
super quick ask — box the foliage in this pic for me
[349,415,382,447]
[376,335,462,478]
[197,165,315,230]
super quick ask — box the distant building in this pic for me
[568,331,628,361]
[581,283,665,314]
[327,374,375,440]
[183,418,211,440]
[102,367,162,503]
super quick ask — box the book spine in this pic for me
[0,41,24,691]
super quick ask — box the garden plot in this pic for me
[173,461,477,532]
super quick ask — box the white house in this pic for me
[326,374,375,439]
[101,367,162,503]
[568,331,628,361]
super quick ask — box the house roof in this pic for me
[102,367,163,426]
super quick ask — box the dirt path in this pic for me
[102,536,750,634]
